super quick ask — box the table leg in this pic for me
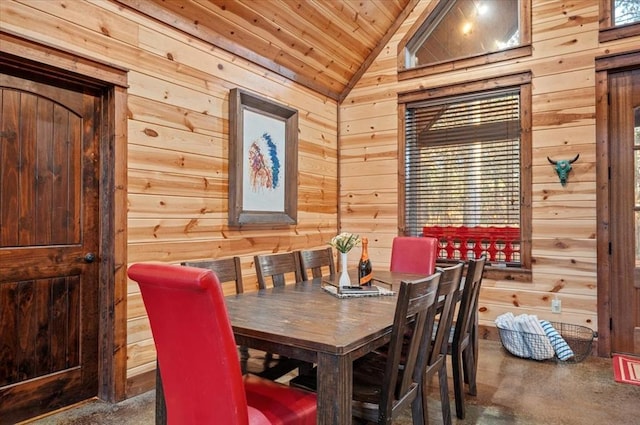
[316,352,352,425]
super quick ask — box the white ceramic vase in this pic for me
[339,252,351,287]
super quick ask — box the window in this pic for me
[398,0,531,79]
[399,74,531,269]
[600,0,640,42]
[613,0,640,26]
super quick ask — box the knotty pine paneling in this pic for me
[127,316,152,344]
[531,202,597,220]
[486,273,597,294]
[531,219,596,239]
[481,287,597,315]
[339,0,640,341]
[128,95,227,136]
[532,87,595,113]
[126,338,156,372]
[0,0,338,388]
[532,181,596,202]
[340,131,399,151]
[531,1,598,25]
[532,125,595,149]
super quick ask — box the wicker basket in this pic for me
[496,321,594,363]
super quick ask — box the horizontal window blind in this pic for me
[405,89,521,262]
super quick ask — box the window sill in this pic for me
[398,45,532,81]
[483,265,531,283]
[599,22,640,43]
[437,260,532,283]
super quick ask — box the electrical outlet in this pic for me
[551,298,561,314]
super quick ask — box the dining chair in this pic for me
[390,236,439,275]
[181,256,244,294]
[253,251,308,379]
[127,263,317,425]
[448,255,486,419]
[290,272,441,425]
[422,261,464,425]
[180,257,256,375]
[298,247,336,281]
[254,251,304,289]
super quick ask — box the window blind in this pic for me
[404,89,521,240]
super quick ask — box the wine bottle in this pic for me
[358,237,373,286]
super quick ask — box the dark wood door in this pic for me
[609,68,640,356]
[0,72,100,423]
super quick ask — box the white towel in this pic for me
[515,314,555,360]
[495,312,531,358]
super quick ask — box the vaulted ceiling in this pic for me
[116,0,419,101]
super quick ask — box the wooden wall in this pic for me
[340,1,639,333]
[0,0,338,393]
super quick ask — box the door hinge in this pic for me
[608,166,611,180]
[609,241,612,255]
[610,317,613,331]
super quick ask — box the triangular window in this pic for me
[400,0,531,76]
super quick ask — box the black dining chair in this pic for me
[254,252,304,289]
[298,247,336,281]
[182,257,244,294]
[448,255,486,419]
[290,272,442,425]
[422,261,464,425]
[253,252,308,379]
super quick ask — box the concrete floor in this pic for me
[23,339,640,425]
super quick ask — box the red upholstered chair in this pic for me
[128,263,317,425]
[390,236,439,275]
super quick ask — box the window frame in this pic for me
[398,72,532,279]
[397,0,532,81]
[599,0,640,42]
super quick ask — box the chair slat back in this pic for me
[181,257,244,294]
[379,272,440,423]
[298,247,336,280]
[430,261,465,362]
[454,256,486,343]
[254,252,303,289]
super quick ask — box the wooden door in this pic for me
[609,68,640,356]
[0,72,100,423]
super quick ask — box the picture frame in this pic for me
[228,88,298,227]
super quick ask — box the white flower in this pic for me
[329,232,361,253]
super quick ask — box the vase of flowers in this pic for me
[329,232,360,287]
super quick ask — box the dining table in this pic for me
[154,269,427,425]
[225,269,425,425]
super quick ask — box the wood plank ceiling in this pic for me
[116,0,418,101]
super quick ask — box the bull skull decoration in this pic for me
[547,154,579,186]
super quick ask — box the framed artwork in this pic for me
[228,88,298,226]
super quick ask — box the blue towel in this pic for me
[539,320,574,361]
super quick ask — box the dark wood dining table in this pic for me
[154,269,427,425]
[224,269,425,425]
